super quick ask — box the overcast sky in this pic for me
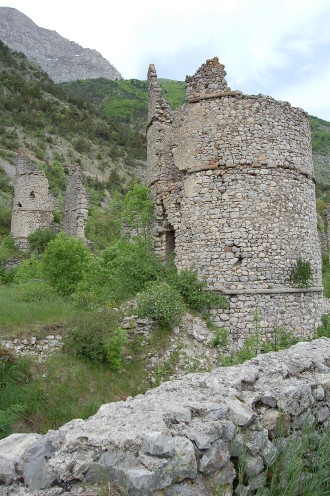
[1,0,330,120]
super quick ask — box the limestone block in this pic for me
[0,433,41,484]
[225,398,255,426]
[199,439,230,474]
[141,432,175,458]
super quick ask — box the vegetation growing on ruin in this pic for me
[289,258,313,288]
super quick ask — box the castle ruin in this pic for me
[11,152,54,250]
[147,57,323,340]
[63,165,89,242]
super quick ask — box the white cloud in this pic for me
[1,0,330,119]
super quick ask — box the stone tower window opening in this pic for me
[164,225,175,260]
[17,202,22,207]
[30,191,35,198]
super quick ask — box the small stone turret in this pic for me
[11,151,53,250]
[63,165,89,242]
[147,58,323,340]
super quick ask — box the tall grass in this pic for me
[322,256,330,298]
[233,421,330,496]
[0,285,78,336]
[1,351,149,437]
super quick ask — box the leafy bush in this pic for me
[14,255,44,283]
[63,309,121,363]
[0,235,20,283]
[0,354,38,439]
[289,258,313,288]
[315,314,330,338]
[211,327,228,347]
[16,281,58,303]
[263,327,297,352]
[121,183,154,239]
[0,207,11,235]
[322,257,330,298]
[167,267,228,311]
[101,238,163,302]
[103,328,128,371]
[41,233,94,295]
[27,228,57,254]
[136,281,185,329]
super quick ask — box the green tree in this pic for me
[121,183,154,240]
[27,228,56,254]
[41,233,94,295]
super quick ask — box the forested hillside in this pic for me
[0,41,146,204]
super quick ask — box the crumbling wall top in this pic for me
[147,64,173,126]
[185,56,233,101]
[16,149,39,175]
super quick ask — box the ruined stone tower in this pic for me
[147,57,323,339]
[63,165,89,242]
[11,152,53,250]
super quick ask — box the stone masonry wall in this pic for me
[147,58,323,340]
[1,339,330,495]
[11,153,53,250]
[63,165,89,241]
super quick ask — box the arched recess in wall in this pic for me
[159,200,176,260]
[164,224,175,260]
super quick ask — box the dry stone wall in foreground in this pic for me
[0,339,330,495]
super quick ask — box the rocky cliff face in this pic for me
[0,7,122,83]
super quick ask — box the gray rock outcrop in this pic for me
[0,7,122,83]
[1,339,330,495]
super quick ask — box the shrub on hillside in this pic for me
[14,255,44,283]
[16,281,58,303]
[63,309,121,363]
[315,314,330,338]
[136,281,185,329]
[103,328,128,371]
[41,233,94,295]
[27,228,57,254]
[0,207,11,236]
[101,238,163,302]
[166,267,228,311]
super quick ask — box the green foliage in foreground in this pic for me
[166,266,228,311]
[0,348,149,438]
[322,256,330,298]
[235,421,330,496]
[315,313,330,338]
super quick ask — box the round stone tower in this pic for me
[147,58,323,340]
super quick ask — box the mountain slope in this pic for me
[0,7,122,83]
[0,42,146,211]
[59,78,186,130]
